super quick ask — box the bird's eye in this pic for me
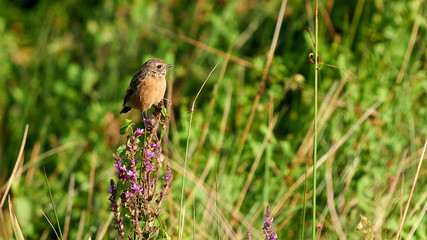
[157,65,162,68]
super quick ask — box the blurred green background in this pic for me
[1,0,426,239]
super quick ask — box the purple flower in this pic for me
[146,149,156,158]
[113,163,121,170]
[107,184,113,194]
[263,206,277,240]
[131,183,143,194]
[144,159,154,172]
[126,169,137,180]
[124,191,131,198]
[135,128,144,136]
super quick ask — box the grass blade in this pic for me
[8,196,25,240]
[178,59,221,240]
[43,167,63,239]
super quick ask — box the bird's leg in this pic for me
[153,104,162,113]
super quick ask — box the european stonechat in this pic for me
[120,58,173,115]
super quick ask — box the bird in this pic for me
[120,58,173,117]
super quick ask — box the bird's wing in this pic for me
[123,71,145,106]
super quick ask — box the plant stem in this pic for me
[43,168,63,239]
[178,59,221,240]
[313,0,319,239]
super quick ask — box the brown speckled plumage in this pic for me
[120,59,173,114]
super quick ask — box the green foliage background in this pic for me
[1,0,426,239]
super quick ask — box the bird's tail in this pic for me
[120,106,132,113]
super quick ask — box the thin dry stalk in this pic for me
[63,174,75,240]
[233,114,279,214]
[273,100,383,216]
[178,60,221,240]
[41,210,60,240]
[169,159,248,239]
[20,142,77,174]
[394,140,427,240]
[25,141,40,185]
[249,204,264,226]
[233,0,288,172]
[0,208,7,239]
[183,85,233,212]
[395,9,420,85]
[374,150,407,237]
[193,45,233,170]
[0,124,29,209]
[166,69,178,148]
[321,4,337,39]
[407,191,427,221]
[152,25,254,69]
[340,134,364,213]
[295,77,346,166]
[325,154,346,240]
[8,196,24,240]
[407,200,427,239]
[235,1,278,49]
[276,195,300,230]
[75,211,86,240]
[385,1,422,104]
[96,213,113,240]
[347,0,364,47]
[86,151,97,218]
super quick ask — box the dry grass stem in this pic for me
[325,153,346,240]
[41,210,60,240]
[273,100,383,216]
[394,140,427,240]
[63,174,75,240]
[374,150,407,237]
[234,0,288,170]
[0,124,29,209]
[234,114,279,214]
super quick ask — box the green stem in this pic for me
[312,0,319,239]
[43,168,63,239]
[178,113,192,240]
[178,60,220,240]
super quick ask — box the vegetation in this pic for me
[1,0,426,239]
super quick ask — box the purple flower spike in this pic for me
[108,179,125,239]
[263,206,277,240]
[110,114,174,238]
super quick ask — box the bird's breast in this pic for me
[130,76,166,112]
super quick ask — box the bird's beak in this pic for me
[166,64,174,68]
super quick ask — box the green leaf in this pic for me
[160,126,166,144]
[120,118,133,135]
[161,106,169,118]
[157,228,171,240]
[117,144,127,158]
